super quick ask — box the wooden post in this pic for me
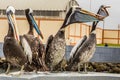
[102,20,105,44]
[37,19,40,38]
[118,24,120,44]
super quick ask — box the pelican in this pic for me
[45,6,105,71]
[3,6,27,74]
[23,8,48,71]
[66,5,110,72]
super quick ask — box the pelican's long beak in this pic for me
[104,6,111,8]
[12,14,20,42]
[61,6,105,29]
[6,6,20,42]
[7,13,14,32]
[29,13,44,39]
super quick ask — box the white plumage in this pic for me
[28,8,33,14]
[6,6,15,13]
[20,37,32,64]
[69,35,87,59]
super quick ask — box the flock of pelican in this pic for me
[2,5,109,75]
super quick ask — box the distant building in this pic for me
[0,0,79,18]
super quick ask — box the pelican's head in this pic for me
[6,6,15,14]
[98,5,110,18]
[29,8,33,14]
[25,8,33,14]
[101,5,111,9]
[25,8,44,39]
[91,5,110,32]
[6,6,20,42]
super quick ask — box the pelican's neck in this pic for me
[12,15,20,42]
[57,29,65,39]
[26,14,34,35]
[91,21,99,32]
[28,25,34,35]
[91,30,96,34]
[60,8,73,29]
[7,23,14,37]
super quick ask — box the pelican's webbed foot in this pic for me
[5,63,11,74]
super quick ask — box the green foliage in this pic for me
[97,44,120,47]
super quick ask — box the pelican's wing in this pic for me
[3,37,27,66]
[20,36,32,64]
[68,35,87,61]
[45,35,54,54]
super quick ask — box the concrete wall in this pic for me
[1,42,120,63]
[90,47,120,63]
[65,46,120,63]
[0,43,3,57]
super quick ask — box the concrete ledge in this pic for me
[0,72,120,80]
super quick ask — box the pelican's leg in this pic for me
[60,65,63,72]
[39,58,45,71]
[50,65,53,72]
[35,68,38,74]
[41,53,47,71]
[78,63,81,73]
[12,65,25,76]
[5,63,11,74]
[33,66,38,74]
[19,65,25,75]
[40,58,49,71]
[84,62,88,73]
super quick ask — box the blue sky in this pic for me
[77,0,120,30]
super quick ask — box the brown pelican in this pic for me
[23,8,48,71]
[3,6,27,74]
[45,6,105,71]
[66,5,110,72]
